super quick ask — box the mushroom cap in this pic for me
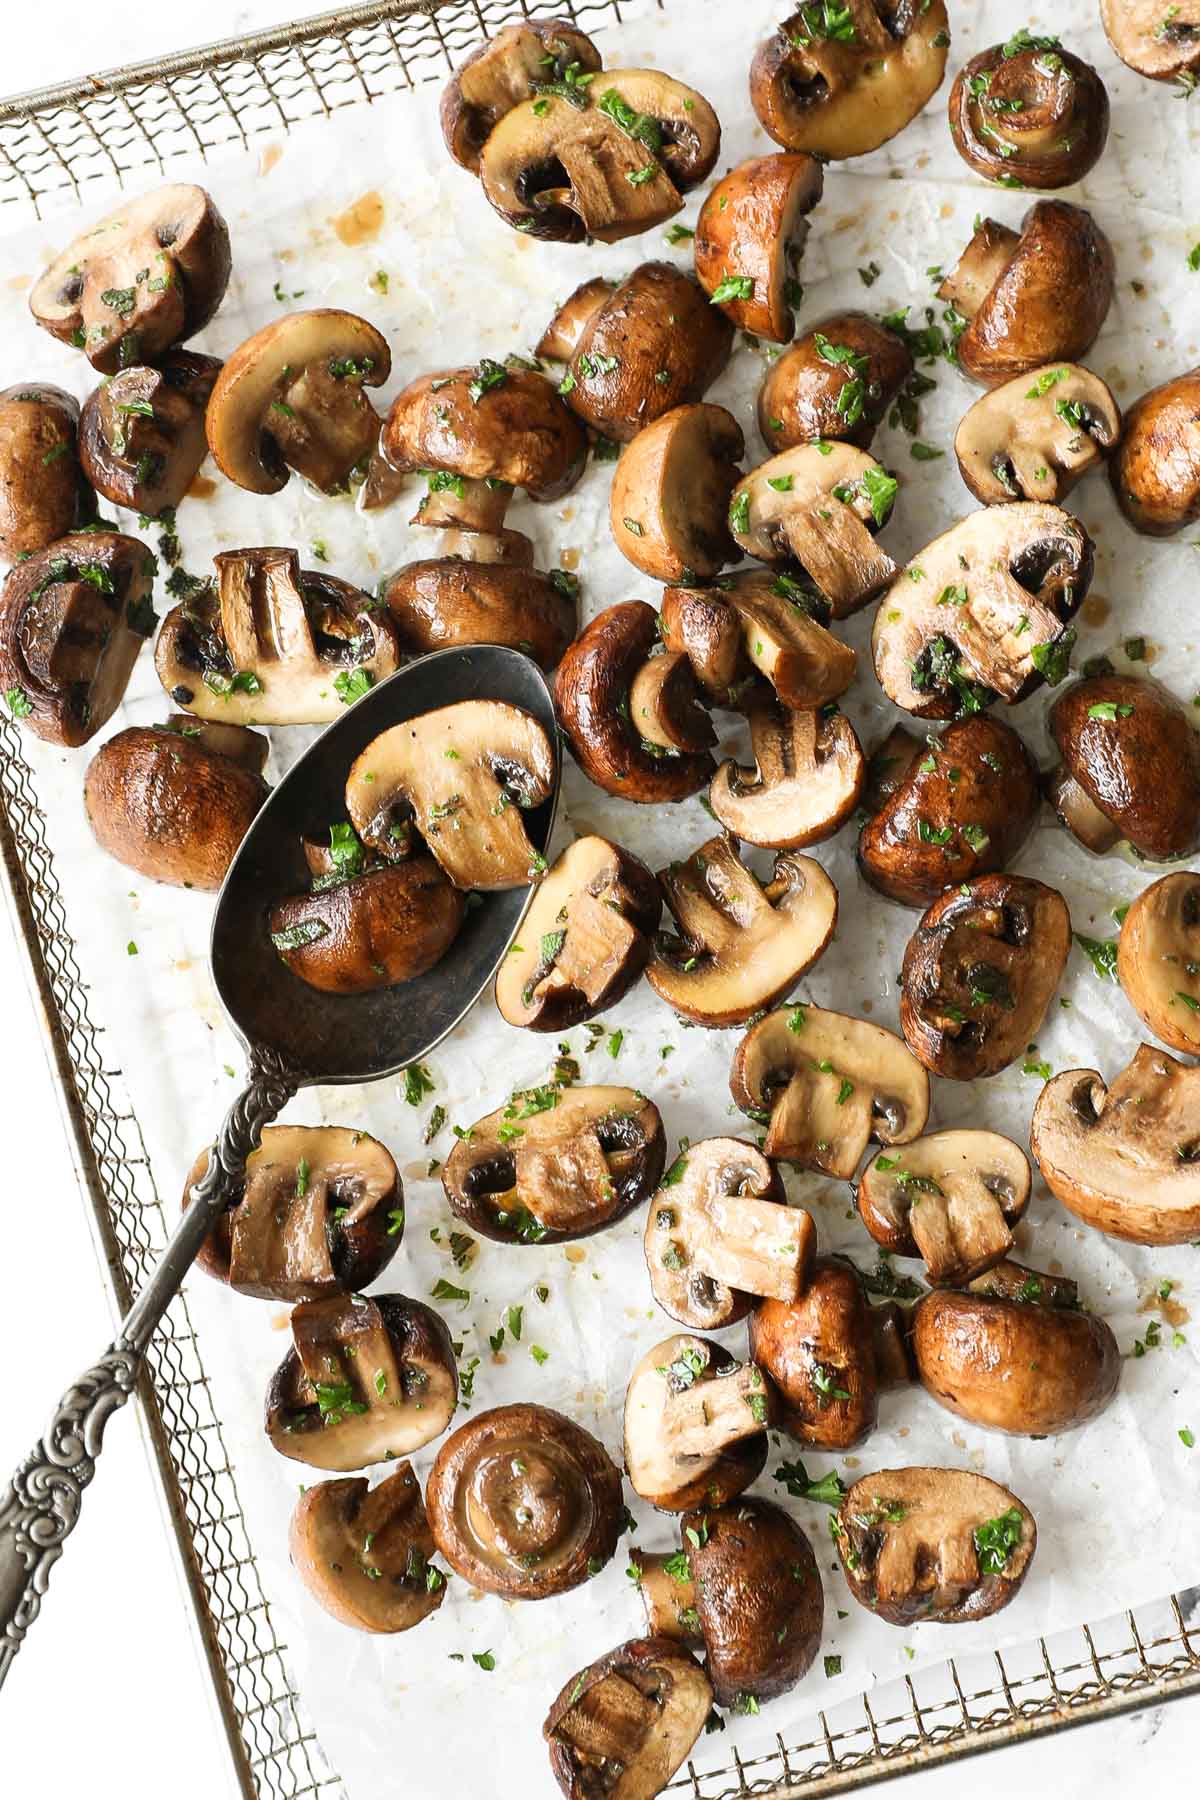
[29,183,231,373]
[1109,368,1200,537]
[646,835,838,1027]
[855,1130,1032,1284]
[757,313,914,453]
[269,857,465,994]
[750,2,950,160]
[78,350,221,516]
[426,1402,624,1599]
[440,19,603,173]
[835,1466,1036,1625]
[682,1498,823,1707]
[495,835,660,1031]
[661,569,857,711]
[0,384,85,561]
[609,403,743,583]
[857,715,1040,906]
[693,152,824,343]
[900,873,1072,1081]
[1047,674,1200,860]
[543,1637,712,1800]
[442,1085,665,1244]
[623,1333,770,1512]
[954,363,1121,506]
[948,44,1109,190]
[749,1255,885,1451]
[730,1004,930,1181]
[710,698,866,851]
[381,363,586,501]
[289,1461,445,1633]
[1030,1044,1200,1244]
[380,557,576,671]
[628,650,716,756]
[1117,871,1200,1054]
[1100,0,1200,81]
[871,501,1092,719]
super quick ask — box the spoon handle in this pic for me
[0,1048,297,1688]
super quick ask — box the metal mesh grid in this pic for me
[0,3,1196,1796]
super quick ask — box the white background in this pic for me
[0,4,1196,1798]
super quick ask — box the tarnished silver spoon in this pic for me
[0,644,559,1684]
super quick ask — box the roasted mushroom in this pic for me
[1045,675,1200,860]
[954,364,1121,506]
[757,314,914,453]
[646,836,838,1028]
[937,204,1115,387]
[1030,1044,1200,1244]
[900,874,1071,1081]
[834,1468,1036,1625]
[661,569,856,711]
[856,1131,1032,1285]
[1117,872,1200,1054]
[442,1084,665,1245]
[426,1403,623,1598]
[693,153,824,342]
[1109,369,1200,537]
[0,530,152,746]
[289,1462,446,1633]
[30,184,231,373]
[750,3,951,160]
[379,555,576,672]
[0,385,87,560]
[545,1639,712,1800]
[440,19,603,172]
[1100,0,1200,86]
[948,41,1109,189]
[871,502,1092,720]
[78,350,221,516]
[609,403,743,583]
[265,1292,458,1471]
[495,836,660,1030]
[728,443,898,616]
[710,697,865,851]
[857,715,1040,907]
[730,1005,930,1180]
[623,1333,771,1512]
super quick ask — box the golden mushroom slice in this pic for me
[728,444,898,617]
[440,18,603,172]
[544,1637,713,1800]
[955,364,1121,505]
[730,1004,930,1181]
[856,1130,1032,1285]
[289,1462,447,1633]
[1118,872,1200,1054]
[709,697,865,850]
[646,835,838,1027]
[662,569,856,711]
[345,699,555,889]
[623,1334,771,1511]
[609,403,743,583]
[693,152,824,342]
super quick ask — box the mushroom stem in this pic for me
[636,1552,699,1641]
[871,1302,914,1391]
[417,475,512,535]
[667,1361,771,1459]
[938,221,1019,320]
[1044,763,1122,854]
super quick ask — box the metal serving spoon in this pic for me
[0,644,559,1685]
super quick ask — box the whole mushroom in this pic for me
[379,555,576,673]
[1109,369,1200,537]
[543,1637,712,1800]
[1117,871,1200,1053]
[289,1461,447,1633]
[623,1333,772,1511]
[757,314,914,453]
[79,350,221,517]
[693,152,824,342]
[948,40,1109,189]
[440,19,603,172]
[855,1131,1032,1285]
[1045,674,1200,860]
[0,385,88,560]
[609,403,743,583]
[1100,0,1200,86]
[954,364,1121,506]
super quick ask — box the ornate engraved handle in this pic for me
[0,1048,298,1687]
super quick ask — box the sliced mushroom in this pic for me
[1100,0,1200,85]
[750,2,950,160]
[1109,369,1200,537]
[440,19,603,172]
[900,874,1071,1081]
[955,364,1121,506]
[834,1467,1036,1625]
[937,204,1115,387]
[270,853,465,994]
[544,1637,712,1800]
[1118,872,1200,1054]
[289,1462,445,1633]
[443,1085,665,1244]
[0,530,152,746]
[709,698,865,850]
[427,1403,623,1599]
[1046,674,1200,861]
[623,1333,771,1512]
[1030,1044,1200,1244]
[693,153,824,342]
[30,184,231,373]
[856,1131,1032,1285]
[729,444,898,617]
[265,1293,457,1472]
[757,314,914,453]
[646,836,838,1027]
[661,570,856,711]
[949,42,1109,189]
[379,556,576,671]
[609,404,742,582]
[730,1005,930,1181]
[155,546,401,725]
[78,351,221,516]
[0,385,87,560]
[871,502,1092,719]
[495,836,660,1031]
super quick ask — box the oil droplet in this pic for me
[271,1310,290,1331]
[560,547,581,572]
[938,201,954,219]
[259,143,283,177]
[332,190,385,247]
[1082,593,1110,625]
[6,272,29,291]
[860,998,874,1014]
[564,1245,586,1265]
[1138,1290,1190,1327]
[559,504,575,523]
[187,472,217,500]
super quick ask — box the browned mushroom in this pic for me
[289,1462,446,1633]
[709,698,866,850]
[855,1132,1032,1284]
[78,351,221,516]
[623,1333,771,1511]
[661,570,856,711]
[729,443,899,616]
[427,1403,623,1598]
[948,41,1109,189]
[954,364,1121,506]
[1045,674,1200,860]
[693,153,824,342]
[378,555,576,672]
[757,314,914,453]
[1109,369,1200,537]
[609,404,743,582]
[544,1637,712,1800]
[440,19,603,172]
[1100,1,1200,87]
[1117,872,1200,1054]
[0,385,88,560]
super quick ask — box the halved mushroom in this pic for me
[730,1005,930,1180]
[440,19,603,173]
[709,698,865,850]
[479,71,721,242]
[1109,369,1200,537]
[1118,873,1200,1054]
[289,1462,446,1634]
[729,444,898,617]
[623,1333,771,1512]
[379,556,576,672]
[1031,1044,1200,1244]
[661,570,856,711]
[269,850,465,994]
[635,1499,822,1709]
[646,836,838,1028]
[693,153,824,342]
[857,715,1040,907]
[1100,0,1200,85]
[30,184,231,373]
[609,404,743,583]
[265,1293,458,1472]
[948,42,1109,189]
[0,385,87,560]
[443,1085,665,1245]
[495,837,660,1031]
[84,716,267,890]
[757,314,914,454]
[834,1467,1036,1625]
[937,204,1115,387]
[0,530,152,746]
[544,1637,712,1800]
[206,311,389,495]
[900,874,1071,1081]
[427,1403,623,1599]
[538,262,734,444]
[155,546,401,725]
[955,364,1121,506]
[78,350,221,516]
[187,1123,402,1300]
[750,2,950,160]
[1045,674,1200,861]
[856,1131,1032,1285]
[871,502,1092,719]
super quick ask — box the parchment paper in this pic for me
[4,2,1199,1794]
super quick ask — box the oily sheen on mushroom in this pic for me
[289,1462,446,1634]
